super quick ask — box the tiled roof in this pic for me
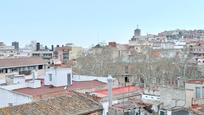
[0,92,103,115]
[0,57,46,68]
[14,80,106,97]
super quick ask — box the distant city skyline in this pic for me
[0,0,204,47]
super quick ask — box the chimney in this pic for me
[107,75,113,107]
[36,42,40,51]
[45,45,48,50]
[108,42,117,48]
[51,45,54,51]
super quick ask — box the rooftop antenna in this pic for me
[137,24,139,29]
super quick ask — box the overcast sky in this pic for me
[0,0,204,48]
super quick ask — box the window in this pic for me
[159,111,166,115]
[63,52,69,60]
[196,87,201,98]
[49,74,52,81]
[196,87,204,98]
[125,76,129,83]
[38,65,43,70]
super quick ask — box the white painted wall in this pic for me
[0,84,26,90]
[102,101,118,115]
[0,88,32,108]
[167,110,172,115]
[13,77,25,84]
[0,80,41,90]
[0,79,5,84]
[44,68,72,87]
[26,80,41,88]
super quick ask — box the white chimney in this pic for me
[32,70,36,82]
[107,75,113,107]
[32,71,35,82]
[177,76,180,88]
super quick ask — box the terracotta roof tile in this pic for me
[0,92,103,115]
[0,57,46,68]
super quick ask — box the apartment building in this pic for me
[31,51,53,64]
[54,46,71,64]
[0,57,47,78]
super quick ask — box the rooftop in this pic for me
[14,80,106,98]
[93,86,142,97]
[0,57,46,68]
[55,46,71,51]
[0,92,103,115]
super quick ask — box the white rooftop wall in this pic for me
[13,76,26,84]
[0,88,32,108]
[44,68,72,87]
[0,79,5,84]
[0,80,41,90]
[73,75,115,83]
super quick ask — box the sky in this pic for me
[0,0,204,48]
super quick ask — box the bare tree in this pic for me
[73,44,203,87]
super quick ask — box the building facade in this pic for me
[31,51,53,64]
[54,46,71,64]
[0,57,47,78]
[11,41,19,51]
